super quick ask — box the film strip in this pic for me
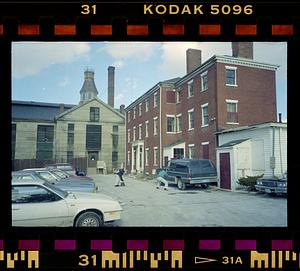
[1,238,300,269]
[0,23,296,37]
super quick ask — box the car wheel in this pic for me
[75,211,103,227]
[201,184,208,189]
[177,178,186,190]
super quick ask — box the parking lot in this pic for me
[92,174,287,227]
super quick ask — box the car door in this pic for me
[12,185,70,227]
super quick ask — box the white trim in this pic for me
[226,122,239,125]
[153,116,158,120]
[226,99,238,103]
[139,103,142,116]
[166,114,176,117]
[154,92,158,108]
[225,65,237,70]
[127,129,131,143]
[188,144,195,147]
[188,108,194,113]
[201,70,208,76]
[201,103,209,108]
[201,141,209,145]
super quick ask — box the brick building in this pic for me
[125,42,278,175]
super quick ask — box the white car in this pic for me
[12,179,122,227]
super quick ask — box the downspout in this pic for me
[271,126,275,177]
[159,85,162,168]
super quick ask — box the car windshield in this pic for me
[51,170,69,179]
[43,181,68,198]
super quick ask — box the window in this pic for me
[90,107,100,122]
[145,99,150,112]
[127,151,131,165]
[67,123,74,146]
[188,109,194,130]
[202,142,209,159]
[127,129,131,143]
[138,124,142,140]
[112,125,118,147]
[145,148,150,166]
[12,124,16,160]
[86,125,101,150]
[145,121,149,137]
[112,151,118,164]
[67,151,73,164]
[36,125,54,160]
[188,144,195,159]
[166,115,176,133]
[154,92,158,108]
[176,89,181,103]
[201,71,208,91]
[153,117,158,135]
[127,111,131,123]
[139,103,142,116]
[154,147,158,166]
[188,80,194,97]
[133,107,136,119]
[133,126,136,141]
[12,185,60,204]
[201,103,209,127]
[225,66,237,86]
[176,114,182,132]
[226,100,239,123]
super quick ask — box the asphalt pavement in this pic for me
[91,173,287,227]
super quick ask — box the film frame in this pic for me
[1,0,299,270]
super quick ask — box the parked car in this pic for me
[45,163,76,176]
[12,178,122,227]
[47,168,93,181]
[161,158,218,190]
[255,176,287,196]
[12,170,97,193]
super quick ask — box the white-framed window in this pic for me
[201,71,208,91]
[225,66,237,86]
[176,89,181,103]
[139,103,142,116]
[154,92,158,108]
[145,148,150,166]
[127,111,131,123]
[188,80,194,97]
[188,109,194,130]
[133,107,136,119]
[133,126,136,141]
[226,99,239,124]
[127,151,131,165]
[153,117,158,135]
[145,99,150,112]
[166,115,176,133]
[145,121,149,137]
[176,114,182,132]
[188,144,195,159]
[153,147,158,166]
[127,129,130,143]
[138,124,142,140]
[201,103,209,127]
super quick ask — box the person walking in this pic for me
[115,167,125,187]
[156,168,169,190]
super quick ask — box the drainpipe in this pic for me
[271,126,275,177]
[159,85,162,168]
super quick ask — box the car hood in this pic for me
[66,192,121,206]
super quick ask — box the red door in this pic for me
[220,152,231,189]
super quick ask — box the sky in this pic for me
[12,42,287,122]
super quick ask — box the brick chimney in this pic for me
[186,49,202,74]
[107,66,115,108]
[59,103,64,113]
[232,42,253,59]
[119,104,125,115]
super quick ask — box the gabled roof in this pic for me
[12,100,75,121]
[218,139,250,148]
[55,97,125,120]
